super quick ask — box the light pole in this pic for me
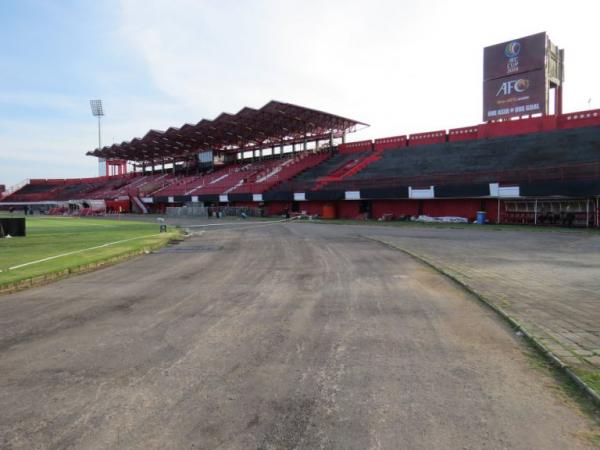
[90,100,105,175]
[89,99,104,150]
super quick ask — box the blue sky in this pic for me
[0,0,176,185]
[2,0,599,186]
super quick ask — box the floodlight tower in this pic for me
[89,99,104,150]
[90,100,105,175]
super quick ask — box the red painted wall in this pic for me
[337,201,361,219]
[371,200,419,219]
[105,199,131,213]
[300,201,326,216]
[266,201,291,216]
[482,199,504,223]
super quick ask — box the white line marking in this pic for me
[7,233,163,271]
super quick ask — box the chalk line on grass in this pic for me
[7,233,163,271]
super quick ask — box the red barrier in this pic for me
[374,135,407,151]
[558,109,600,130]
[448,126,479,142]
[340,108,600,151]
[338,140,373,153]
[479,115,557,139]
[408,130,446,146]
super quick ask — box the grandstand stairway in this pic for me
[314,150,383,190]
[229,152,332,194]
[131,195,148,214]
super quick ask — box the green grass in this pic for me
[578,370,600,396]
[301,218,600,234]
[0,216,178,289]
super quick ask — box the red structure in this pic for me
[87,100,367,171]
[3,104,600,227]
[338,140,373,153]
[374,136,407,151]
[6,32,597,226]
[351,108,600,148]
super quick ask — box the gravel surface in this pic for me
[0,222,596,449]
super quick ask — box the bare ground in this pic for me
[0,222,596,449]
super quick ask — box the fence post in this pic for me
[497,197,501,224]
[586,198,590,228]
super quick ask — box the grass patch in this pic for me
[0,216,179,290]
[578,371,600,397]
[301,218,599,234]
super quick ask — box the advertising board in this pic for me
[483,69,546,121]
[484,32,546,81]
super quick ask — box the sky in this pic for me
[1,0,599,186]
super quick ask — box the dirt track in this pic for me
[0,222,596,449]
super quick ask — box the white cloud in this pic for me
[119,0,600,139]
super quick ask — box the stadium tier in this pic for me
[289,125,600,192]
[2,107,600,226]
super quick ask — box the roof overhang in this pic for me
[87,100,368,162]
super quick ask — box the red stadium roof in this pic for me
[87,100,368,162]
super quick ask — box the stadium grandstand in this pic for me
[2,106,600,227]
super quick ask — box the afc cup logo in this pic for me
[504,40,521,74]
[504,41,521,58]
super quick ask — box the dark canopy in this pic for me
[87,100,367,162]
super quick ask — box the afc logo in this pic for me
[496,78,530,97]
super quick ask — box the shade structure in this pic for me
[87,100,368,163]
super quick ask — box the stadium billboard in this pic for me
[483,32,547,81]
[483,69,546,121]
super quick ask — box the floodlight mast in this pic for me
[89,99,104,152]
